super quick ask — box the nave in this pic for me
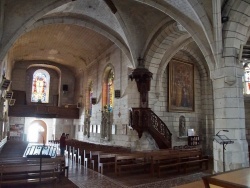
[1,140,249,188]
[0,140,211,188]
[66,157,210,188]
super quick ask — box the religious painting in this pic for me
[168,59,194,112]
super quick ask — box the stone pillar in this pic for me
[212,68,249,172]
[0,120,3,140]
[0,98,5,140]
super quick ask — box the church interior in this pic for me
[0,0,250,187]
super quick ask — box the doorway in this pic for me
[27,120,47,144]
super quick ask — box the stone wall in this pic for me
[72,45,207,151]
[148,53,203,148]
[11,60,75,106]
[244,97,250,143]
[9,116,75,143]
[72,45,156,150]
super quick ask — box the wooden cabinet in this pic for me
[188,136,200,146]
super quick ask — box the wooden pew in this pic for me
[0,163,57,187]
[150,153,180,177]
[115,153,148,176]
[155,150,208,177]
[85,149,131,170]
[89,150,102,170]
[98,153,116,174]
[0,157,68,178]
[83,150,92,168]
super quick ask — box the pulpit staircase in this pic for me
[129,108,172,149]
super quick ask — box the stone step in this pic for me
[0,140,29,158]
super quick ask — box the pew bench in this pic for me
[157,159,208,178]
[83,150,92,168]
[0,163,57,187]
[115,154,149,176]
[0,157,68,179]
[150,153,180,177]
[178,151,208,172]
[98,154,116,174]
[155,152,208,177]
[89,150,103,170]
[183,158,209,172]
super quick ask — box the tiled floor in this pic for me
[66,158,211,188]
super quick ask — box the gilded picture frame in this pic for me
[168,59,194,112]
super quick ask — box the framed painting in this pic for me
[168,59,194,112]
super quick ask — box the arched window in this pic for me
[102,68,114,111]
[31,69,50,103]
[243,63,250,95]
[107,69,114,109]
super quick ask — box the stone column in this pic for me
[212,68,249,172]
[0,120,3,140]
[0,98,5,140]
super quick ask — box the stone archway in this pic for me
[27,120,47,144]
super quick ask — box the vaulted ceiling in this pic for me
[9,24,114,73]
[5,0,211,74]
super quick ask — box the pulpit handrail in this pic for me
[149,110,172,137]
[129,108,172,148]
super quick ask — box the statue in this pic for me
[179,116,186,137]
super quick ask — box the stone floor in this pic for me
[66,158,212,188]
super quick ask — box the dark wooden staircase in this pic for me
[129,108,172,149]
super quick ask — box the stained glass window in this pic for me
[106,69,114,111]
[102,67,114,112]
[31,69,50,103]
[104,69,114,111]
